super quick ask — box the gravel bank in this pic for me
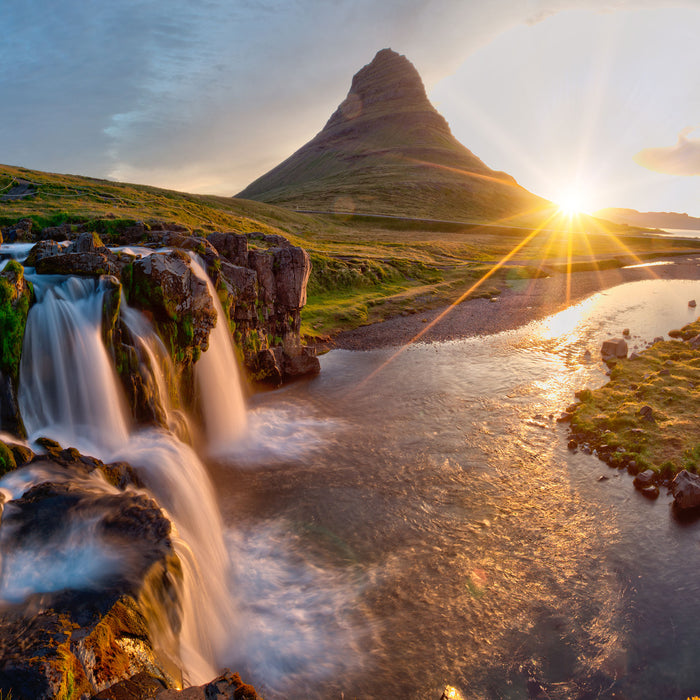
[332,255,700,350]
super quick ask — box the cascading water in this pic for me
[9,256,249,685]
[18,276,130,455]
[190,256,248,450]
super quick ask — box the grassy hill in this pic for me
[237,49,550,223]
[3,163,699,343]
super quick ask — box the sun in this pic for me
[555,186,591,218]
[557,191,587,217]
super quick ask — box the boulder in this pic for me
[633,469,655,490]
[672,470,700,509]
[24,239,65,267]
[3,218,33,243]
[0,465,183,698]
[601,338,628,359]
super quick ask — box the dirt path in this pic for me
[331,254,700,350]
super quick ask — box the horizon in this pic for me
[2,1,699,217]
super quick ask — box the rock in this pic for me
[653,336,664,344]
[672,470,700,509]
[272,245,311,309]
[633,469,655,489]
[629,352,640,360]
[601,337,628,359]
[567,439,578,451]
[0,260,32,435]
[4,218,33,243]
[24,239,65,267]
[127,251,217,385]
[689,299,697,308]
[637,405,655,422]
[622,328,630,336]
[93,671,167,699]
[153,669,259,700]
[282,345,321,378]
[0,465,183,698]
[687,334,700,348]
[35,248,120,276]
[641,485,660,499]
[207,232,249,267]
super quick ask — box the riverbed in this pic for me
[212,278,700,699]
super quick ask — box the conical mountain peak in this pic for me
[324,48,449,134]
[237,49,545,221]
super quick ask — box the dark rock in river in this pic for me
[671,469,700,509]
[0,459,183,698]
[633,469,655,490]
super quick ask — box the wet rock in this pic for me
[0,467,183,698]
[24,239,65,267]
[689,299,697,308]
[687,334,700,348]
[622,328,630,336]
[601,337,628,359]
[672,470,700,509]
[641,485,659,499]
[633,469,655,490]
[653,336,664,344]
[0,260,32,436]
[94,671,167,699]
[567,439,578,451]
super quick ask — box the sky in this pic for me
[2,0,698,217]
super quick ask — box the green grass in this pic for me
[4,163,700,339]
[571,319,700,477]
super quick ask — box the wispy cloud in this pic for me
[634,127,700,176]
[0,0,697,200]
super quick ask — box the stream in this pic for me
[2,245,700,698]
[212,278,700,699]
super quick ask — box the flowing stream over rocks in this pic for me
[3,253,700,697]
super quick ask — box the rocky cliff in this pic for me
[2,217,319,420]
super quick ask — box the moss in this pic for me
[572,318,700,478]
[0,266,30,380]
[0,441,17,476]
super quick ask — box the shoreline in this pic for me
[329,254,700,351]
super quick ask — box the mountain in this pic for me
[236,48,549,222]
[595,208,700,231]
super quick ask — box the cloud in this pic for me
[0,0,697,195]
[634,127,700,176]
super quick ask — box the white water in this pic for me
[5,254,249,685]
[190,256,248,450]
[18,276,130,454]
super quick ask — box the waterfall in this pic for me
[189,256,248,450]
[18,276,130,455]
[12,259,248,685]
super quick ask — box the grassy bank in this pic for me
[4,163,700,340]
[571,319,700,478]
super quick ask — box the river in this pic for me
[2,246,700,698]
[211,278,700,699]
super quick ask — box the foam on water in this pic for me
[210,403,340,466]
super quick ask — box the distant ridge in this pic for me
[236,48,548,222]
[594,207,700,231]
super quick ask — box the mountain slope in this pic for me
[595,207,700,231]
[237,48,549,222]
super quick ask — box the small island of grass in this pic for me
[570,318,700,496]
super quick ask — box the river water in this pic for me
[211,278,700,699]
[3,243,700,698]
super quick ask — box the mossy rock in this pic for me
[0,440,17,476]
